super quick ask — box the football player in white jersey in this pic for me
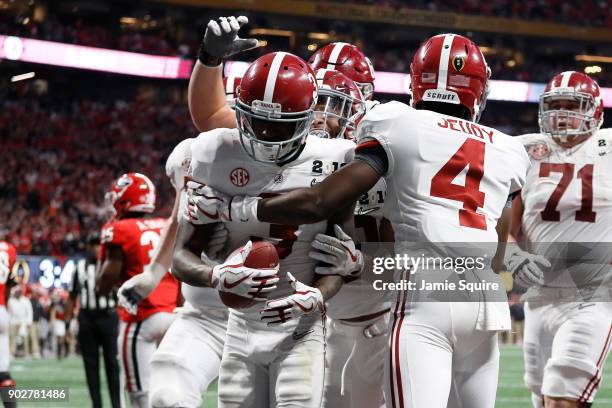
[173,52,357,408]
[311,67,392,408]
[148,138,234,408]
[507,71,612,408]
[189,34,532,408]
[186,17,389,406]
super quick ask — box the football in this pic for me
[219,240,280,309]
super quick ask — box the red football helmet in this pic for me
[236,52,317,163]
[105,173,156,220]
[539,71,604,138]
[410,34,490,122]
[309,42,375,100]
[312,68,364,141]
[223,75,242,108]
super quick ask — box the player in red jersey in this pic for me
[0,241,17,407]
[97,173,180,408]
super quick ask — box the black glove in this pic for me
[198,16,259,67]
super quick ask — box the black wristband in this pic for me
[197,45,223,67]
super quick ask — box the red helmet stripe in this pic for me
[263,52,287,102]
[437,34,455,90]
[326,42,347,69]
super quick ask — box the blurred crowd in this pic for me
[0,89,193,256]
[1,2,610,87]
[340,0,612,27]
[0,17,192,57]
[8,284,76,360]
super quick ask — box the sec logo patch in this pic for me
[230,168,250,187]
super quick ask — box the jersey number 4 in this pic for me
[539,163,596,223]
[430,138,487,230]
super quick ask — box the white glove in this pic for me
[505,248,550,287]
[261,272,324,326]
[184,183,260,224]
[309,225,364,276]
[212,240,279,300]
[117,263,166,315]
[198,16,258,66]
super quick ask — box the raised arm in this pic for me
[189,16,258,131]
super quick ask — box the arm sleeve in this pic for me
[354,138,389,177]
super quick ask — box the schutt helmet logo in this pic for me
[452,56,465,72]
[230,168,250,187]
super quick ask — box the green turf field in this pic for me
[11,345,612,407]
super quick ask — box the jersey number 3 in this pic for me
[539,163,596,223]
[430,138,487,230]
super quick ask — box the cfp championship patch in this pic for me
[452,55,466,71]
[528,142,551,160]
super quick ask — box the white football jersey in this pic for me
[189,128,355,320]
[326,177,393,319]
[356,101,530,255]
[165,137,227,310]
[517,129,612,288]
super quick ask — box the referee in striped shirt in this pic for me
[67,233,120,408]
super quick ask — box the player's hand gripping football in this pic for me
[198,16,259,66]
[505,247,550,287]
[212,240,279,300]
[184,182,259,224]
[261,273,324,326]
[309,224,365,277]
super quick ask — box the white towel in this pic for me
[476,300,511,331]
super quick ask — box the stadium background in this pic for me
[1,0,611,406]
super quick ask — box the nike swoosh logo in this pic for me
[292,329,314,341]
[339,243,357,262]
[357,207,381,215]
[223,268,251,289]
